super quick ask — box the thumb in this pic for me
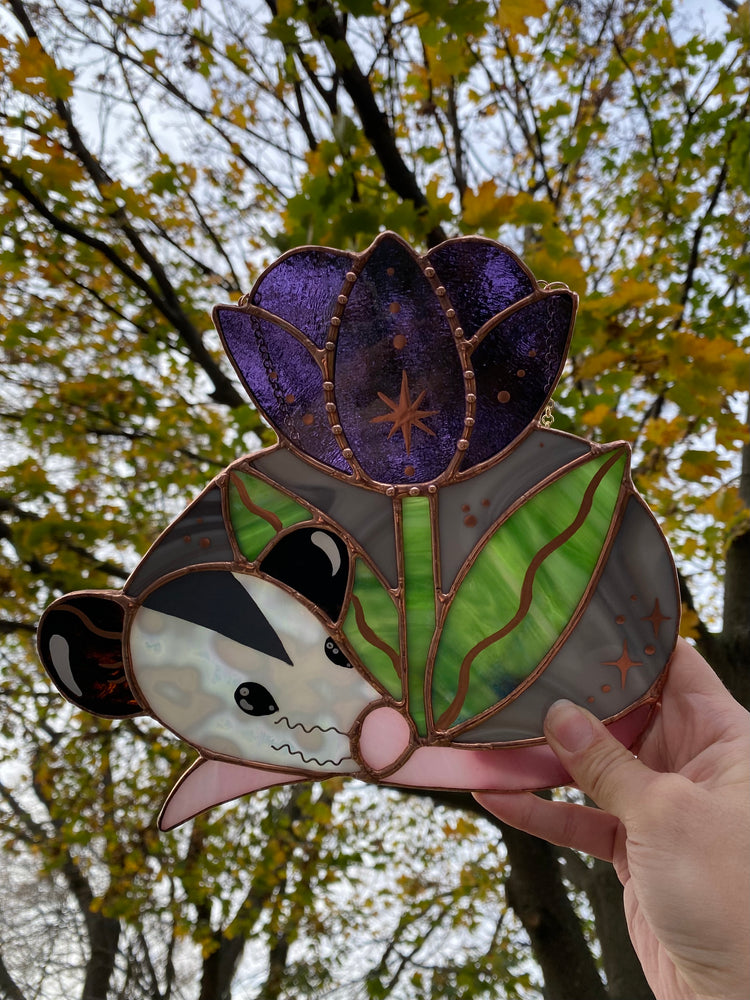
[544,700,656,821]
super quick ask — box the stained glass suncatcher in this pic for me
[38,233,679,830]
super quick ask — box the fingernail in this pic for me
[545,700,594,753]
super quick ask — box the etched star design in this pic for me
[641,598,671,638]
[370,370,439,455]
[601,640,644,690]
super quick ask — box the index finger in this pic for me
[473,790,620,862]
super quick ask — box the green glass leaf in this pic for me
[228,470,310,561]
[402,497,436,736]
[342,558,401,699]
[431,447,627,730]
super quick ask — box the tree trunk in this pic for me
[711,402,750,707]
[501,823,609,1000]
[419,790,615,998]
[80,912,120,1000]
[198,935,247,1000]
[261,934,291,1000]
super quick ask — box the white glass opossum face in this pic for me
[128,573,379,773]
[36,466,396,787]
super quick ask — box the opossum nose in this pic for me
[234,682,278,717]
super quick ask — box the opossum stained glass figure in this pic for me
[38,233,679,830]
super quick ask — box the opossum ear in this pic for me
[38,592,143,718]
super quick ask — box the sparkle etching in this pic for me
[38,233,679,830]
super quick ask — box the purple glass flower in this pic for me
[213,233,576,487]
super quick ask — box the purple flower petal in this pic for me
[250,248,354,348]
[426,238,535,338]
[215,234,577,484]
[214,306,351,474]
[334,235,465,484]
[460,291,575,470]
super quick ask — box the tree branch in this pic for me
[26,747,122,997]
[0,951,29,1000]
[0,620,37,635]
[302,0,448,248]
[0,163,243,408]
[501,37,556,205]
[675,157,730,318]
[0,497,130,582]
[5,1,245,408]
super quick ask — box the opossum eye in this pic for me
[234,682,278,717]
[260,527,349,622]
[324,638,353,668]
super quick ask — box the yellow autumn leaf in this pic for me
[673,332,750,380]
[425,176,453,210]
[581,402,611,427]
[575,348,626,380]
[497,0,547,35]
[679,450,730,482]
[462,181,505,228]
[692,487,746,523]
[525,247,586,290]
[642,416,687,448]
[228,105,248,129]
[9,38,74,100]
[679,605,700,640]
[607,277,660,310]
[680,536,699,560]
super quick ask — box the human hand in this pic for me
[474,639,750,1000]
